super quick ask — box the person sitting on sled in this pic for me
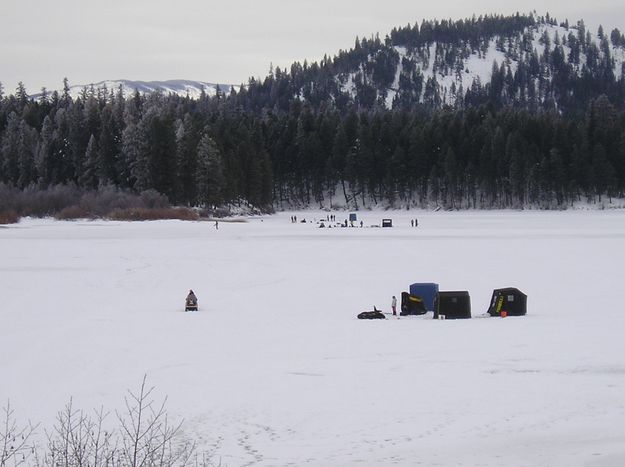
[186,289,198,309]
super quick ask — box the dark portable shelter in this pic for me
[409,283,439,311]
[382,219,393,227]
[400,292,427,316]
[434,291,471,319]
[487,288,527,316]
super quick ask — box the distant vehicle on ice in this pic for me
[185,289,198,311]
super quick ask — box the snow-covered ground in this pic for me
[2,210,625,466]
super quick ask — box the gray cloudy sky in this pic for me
[1,0,624,93]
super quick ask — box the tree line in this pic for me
[1,12,625,212]
[1,82,624,211]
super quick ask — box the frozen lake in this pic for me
[2,210,625,466]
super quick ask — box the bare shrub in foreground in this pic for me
[3,376,214,467]
[0,401,38,467]
[116,376,195,467]
[44,401,116,467]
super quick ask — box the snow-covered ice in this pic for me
[1,210,625,466]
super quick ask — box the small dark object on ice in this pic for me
[357,306,386,320]
[185,289,198,311]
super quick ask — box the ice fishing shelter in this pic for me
[487,288,527,316]
[434,291,471,319]
[382,219,393,227]
[400,292,427,315]
[409,283,439,312]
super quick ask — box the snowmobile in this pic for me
[357,306,385,320]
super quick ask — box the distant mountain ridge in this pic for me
[26,15,625,114]
[40,79,238,100]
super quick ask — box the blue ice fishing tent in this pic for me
[409,283,439,311]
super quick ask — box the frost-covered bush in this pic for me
[54,205,92,220]
[107,207,199,221]
[1,377,216,467]
[139,189,169,209]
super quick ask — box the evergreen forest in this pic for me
[1,13,625,214]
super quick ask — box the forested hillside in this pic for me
[239,13,625,114]
[1,13,625,213]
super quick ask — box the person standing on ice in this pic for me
[391,295,397,315]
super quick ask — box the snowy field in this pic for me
[2,210,625,467]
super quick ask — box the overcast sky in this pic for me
[1,0,624,94]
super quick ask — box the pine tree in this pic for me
[67,103,89,185]
[506,132,525,206]
[174,114,198,205]
[1,112,21,184]
[122,122,149,191]
[49,108,73,184]
[80,135,99,189]
[443,146,457,208]
[142,106,176,200]
[330,120,349,204]
[592,143,616,201]
[17,120,38,188]
[15,82,28,109]
[61,78,71,106]
[36,116,54,185]
[196,132,225,208]
[97,106,120,184]
[258,150,274,208]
